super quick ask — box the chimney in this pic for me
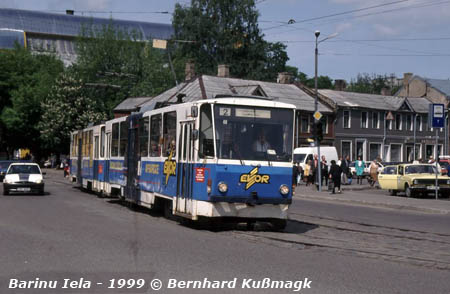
[66,10,74,15]
[185,61,195,81]
[403,72,413,96]
[277,72,292,84]
[380,87,391,96]
[217,64,230,78]
[334,79,347,91]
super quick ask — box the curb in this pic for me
[294,193,450,215]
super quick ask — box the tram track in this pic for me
[224,213,450,271]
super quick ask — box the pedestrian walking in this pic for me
[304,160,311,186]
[321,155,328,187]
[369,159,379,187]
[296,163,303,185]
[340,155,349,185]
[355,156,365,185]
[329,160,342,194]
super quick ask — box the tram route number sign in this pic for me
[195,168,205,183]
[429,103,445,128]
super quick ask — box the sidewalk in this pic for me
[294,183,450,214]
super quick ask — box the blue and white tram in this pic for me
[71,97,296,229]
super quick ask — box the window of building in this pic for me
[341,141,352,160]
[119,121,127,157]
[416,115,422,131]
[111,123,119,157]
[139,117,149,157]
[199,104,214,158]
[163,112,177,157]
[361,111,368,128]
[385,118,392,130]
[301,115,309,133]
[372,112,379,129]
[369,143,381,161]
[391,144,402,162]
[324,116,329,134]
[406,114,412,131]
[395,114,402,130]
[150,114,162,157]
[343,110,351,129]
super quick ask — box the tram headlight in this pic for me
[218,182,228,193]
[279,184,289,195]
[413,179,419,185]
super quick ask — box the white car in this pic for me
[3,163,45,195]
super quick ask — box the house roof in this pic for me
[424,78,450,97]
[142,75,333,113]
[406,97,432,113]
[0,8,173,40]
[114,97,152,112]
[318,90,405,111]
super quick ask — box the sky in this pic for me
[1,0,450,82]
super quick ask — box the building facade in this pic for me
[319,90,443,162]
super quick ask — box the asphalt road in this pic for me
[1,172,449,294]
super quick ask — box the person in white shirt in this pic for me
[253,131,271,152]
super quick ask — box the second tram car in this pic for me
[70,97,296,229]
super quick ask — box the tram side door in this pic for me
[125,114,142,202]
[176,121,195,215]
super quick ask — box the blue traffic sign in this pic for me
[429,103,445,128]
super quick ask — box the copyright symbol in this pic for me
[150,279,162,291]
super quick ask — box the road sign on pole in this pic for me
[429,103,445,128]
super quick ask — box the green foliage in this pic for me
[74,21,179,117]
[38,73,107,153]
[172,0,289,81]
[0,47,63,157]
[347,73,396,94]
[285,65,334,89]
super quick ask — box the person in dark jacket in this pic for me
[340,155,350,185]
[329,160,342,194]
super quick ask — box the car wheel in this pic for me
[405,185,414,198]
[3,188,9,196]
[39,189,45,196]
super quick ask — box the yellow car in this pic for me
[378,163,450,198]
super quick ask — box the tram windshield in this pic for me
[211,104,293,162]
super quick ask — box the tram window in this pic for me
[163,111,177,157]
[89,130,93,158]
[119,121,127,157]
[139,117,149,157]
[82,132,87,157]
[94,136,99,159]
[150,114,162,157]
[199,104,214,158]
[111,123,119,157]
[100,127,105,158]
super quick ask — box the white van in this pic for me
[293,146,339,169]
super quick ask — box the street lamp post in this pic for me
[314,31,322,192]
[314,31,337,192]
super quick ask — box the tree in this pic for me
[172,0,289,81]
[347,73,396,94]
[0,46,64,158]
[74,21,180,117]
[38,73,107,154]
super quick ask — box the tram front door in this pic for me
[176,121,195,216]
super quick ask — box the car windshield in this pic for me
[405,165,437,174]
[7,165,41,174]
[294,154,306,163]
[213,104,293,162]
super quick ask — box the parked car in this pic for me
[378,163,450,198]
[3,163,45,195]
[0,160,14,181]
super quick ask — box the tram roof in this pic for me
[142,75,333,113]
